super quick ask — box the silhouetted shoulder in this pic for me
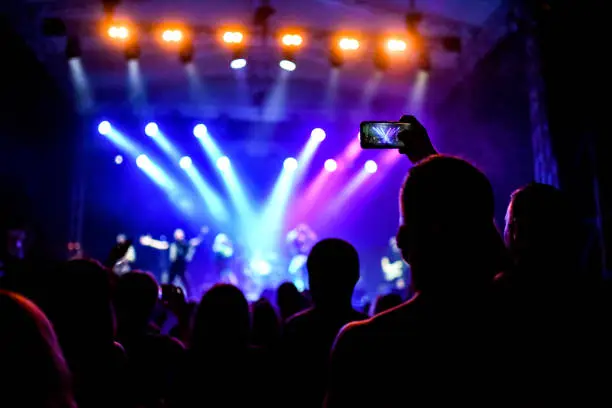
[283,306,315,334]
[284,306,314,324]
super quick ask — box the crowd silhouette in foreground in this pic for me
[1,116,611,408]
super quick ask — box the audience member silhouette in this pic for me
[282,238,367,408]
[371,293,402,315]
[40,259,128,408]
[114,271,184,407]
[276,281,308,321]
[325,154,506,407]
[160,284,191,343]
[251,297,281,352]
[0,290,76,408]
[173,284,276,407]
[496,182,610,404]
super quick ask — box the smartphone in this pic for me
[360,121,412,149]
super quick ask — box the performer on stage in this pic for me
[140,227,207,297]
[212,233,237,285]
[381,236,411,296]
[112,234,136,275]
[286,223,317,291]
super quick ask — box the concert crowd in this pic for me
[1,116,612,407]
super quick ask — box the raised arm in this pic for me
[140,235,170,250]
[169,243,177,262]
[397,115,438,163]
[125,245,136,262]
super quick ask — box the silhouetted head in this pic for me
[307,238,360,307]
[505,182,578,273]
[161,284,186,312]
[191,284,250,352]
[43,259,115,356]
[0,290,75,408]
[174,229,185,241]
[251,298,280,349]
[372,293,403,315]
[116,234,127,244]
[397,155,506,292]
[114,271,160,335]
[276,282,307,320]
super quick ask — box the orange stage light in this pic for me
[107,25,129,40]
[386,38,407,52]
[223,31,244,44]
[338,37,360,51]
[281,33,303,47]
[162,29,184,43]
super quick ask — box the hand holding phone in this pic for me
[359,115,437,163]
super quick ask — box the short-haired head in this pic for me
[506,182,577,270]
[174,229,185,240]
[307,238,359,305]
[397,155,504,291]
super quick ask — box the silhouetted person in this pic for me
[371,293,402,315]
[160,284,191,343]
[282,238,367,408]
[252,297,281,352]
[496,182,609,404]
[173,284,276,407]
[276,281,307,321]
[0,290,76,408]
[325,153,506,407]
[114,271,184,407]
[40,259,128,408]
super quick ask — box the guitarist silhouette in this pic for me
[381,236,411,295]
[140,226,208,298]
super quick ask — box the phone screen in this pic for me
[360,121,412,149]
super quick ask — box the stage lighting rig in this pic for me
[405,11,424,33]
[107,24,131,41]
[373,44,389,72]
[179,41,194,64]
[65,36,81,60]
[417,49,431,72]
[124,42,140,60]
[223,31,244,44]
[102,0,121,18]
[279,32,303,71]
[253,0,276,40]
[386,38,407,52]
[222,30,247,69]
[281,33,303,47]
[329,48,343,69]
[279,58,297,72]
[162,29,184,43]
[329,36,360,68]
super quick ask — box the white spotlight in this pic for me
[114,155,123,165]
[217,156,230,171]
[230,58,247,69]
[284,157,298,171]
[136,154,148,168]
[98,121,111,135]
[179,156,192,169]
[145,122,159,137]
[193,124,207,138]
[324,159,337,172]
[311,128,326,142]
[364,160,377,174]
[279,59,296,71]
